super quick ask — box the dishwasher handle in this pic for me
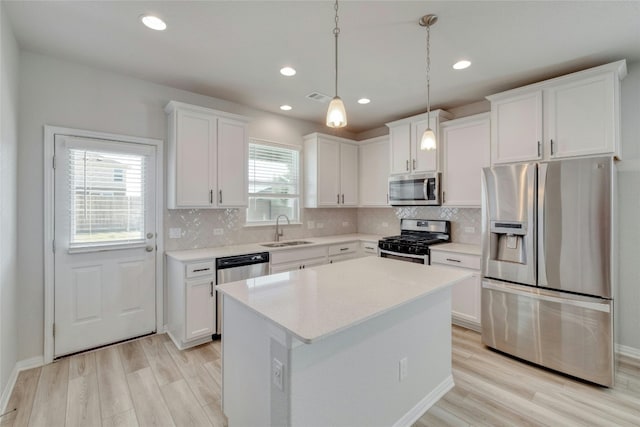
[216,252,270,269]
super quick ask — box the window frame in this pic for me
[246,138,302,226]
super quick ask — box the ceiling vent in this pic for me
[306,92,332,103]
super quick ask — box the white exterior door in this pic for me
[53,135,157,357]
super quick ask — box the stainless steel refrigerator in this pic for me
[481,156,615,386]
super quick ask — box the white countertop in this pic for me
[165,233,384,262]
[430,242,481,257]
[217,256,471,344]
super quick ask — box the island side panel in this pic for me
[222,296,273,426]
[289,287,453,427]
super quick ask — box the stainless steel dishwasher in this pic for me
[215,252,270,335]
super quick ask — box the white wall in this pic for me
[617,60,640,352]
[0,3,20,402]
[16,51,354,361]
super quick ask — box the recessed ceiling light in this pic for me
[357,98,371,105]
[140,15,167,31]
[453,60,471,70]
[280,67,296,77]
[280,105,293,111]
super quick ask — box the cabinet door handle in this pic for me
[413,159,416,170]
[537,141,541,157]
[337,194,340,204]
[342,194,344,204]
[209,189,213,204]
[442,191,445,204]
[406,160,409,171]
[446,258,461,263]
[219,190,223,204]
[550,139,555,156]
[210,281,214,297]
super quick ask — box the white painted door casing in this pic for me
[442,114,491,207]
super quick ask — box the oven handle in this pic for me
[379,248,428,261]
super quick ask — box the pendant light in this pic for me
[326,0,347,128]
[419,14,437,150]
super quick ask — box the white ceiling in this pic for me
[5,1,640,133]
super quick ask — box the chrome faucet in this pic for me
[275,214,290,242]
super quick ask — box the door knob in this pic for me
[145,246,154,252]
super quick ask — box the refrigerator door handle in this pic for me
[482,280,611,313]
[537,162,548,288]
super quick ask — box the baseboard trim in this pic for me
[616,344,640,360]
[392,374,455,427]
[452,315,481,333]
[0,356,44,414]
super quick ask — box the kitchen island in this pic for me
[217,256,471,427]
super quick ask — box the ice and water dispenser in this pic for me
[481,163,537,286]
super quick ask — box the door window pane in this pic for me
[69,149,146,247]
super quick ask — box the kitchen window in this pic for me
[247,140,300,224]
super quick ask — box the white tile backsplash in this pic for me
[357,207,481,244]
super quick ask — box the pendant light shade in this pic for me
[326,96,347,128]
[419,14,437,151]
[327,0,347,128]
[420,128,437,150]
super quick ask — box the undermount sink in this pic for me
[261,240,313,248]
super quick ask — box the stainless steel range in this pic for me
[378,219,450,264]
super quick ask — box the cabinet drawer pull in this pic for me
[340,247,349,251]
[446,258,461,263]
[193,267,211,272]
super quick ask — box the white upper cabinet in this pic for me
[386,109,452,175]
[441,113,491,207]
[166,101,249,209]
[304,133,358,208]
[359,135,390,207]
[487,60,626,164]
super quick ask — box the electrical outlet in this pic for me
[169,228,182,239]
[213,228,224,236]
[272,358,284,391]
[399,357,408,381]
[464,226,476,233]
[307,220,315,229]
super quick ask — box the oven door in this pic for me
[379,249,428,264]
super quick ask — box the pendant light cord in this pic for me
[334,0,340,97]
[426,22,431,119]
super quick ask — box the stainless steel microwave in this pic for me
[388,172,441,206]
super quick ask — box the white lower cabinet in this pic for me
[328,241,359,264]
[167,257,216,350]
[270,246,329,274]
[360,240,378,257]
[430,249,481,331]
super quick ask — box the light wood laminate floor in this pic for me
[2,326,639,426]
